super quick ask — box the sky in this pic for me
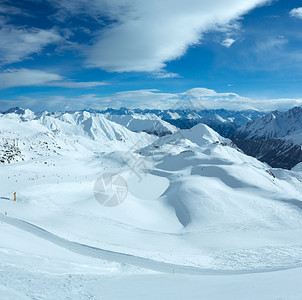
[1,0,302,112]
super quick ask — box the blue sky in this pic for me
[1,0,302,111]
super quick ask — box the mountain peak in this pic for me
[231,106,302,169]
[4,107,26,115]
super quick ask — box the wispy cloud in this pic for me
[47,81,109,88]
[0,69,108,89]
[221,38,236,48]
[1,94,114,112]
[255,36,288,52]
[0,3,29,16]
[89,88,302,112]
[151,71,180,79]
[0,69,63,89]
[215,20,240,48]
[0,26,62,65]
[48,0,271,73]
[2,87,302,112]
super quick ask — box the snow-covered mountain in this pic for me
[0,108,153,164]
[1,107,302,298]
[2,106,265,139]
[231,106,302,169]
[105,113,178,136]
[87,107,265,137]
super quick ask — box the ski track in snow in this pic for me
[2,213,302,276]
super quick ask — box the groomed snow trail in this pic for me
[1,213,302,276]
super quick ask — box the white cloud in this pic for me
[101,89,175,108]
[47,81,109,88]
[186,88,219,97]
[0,26,62,65]
[152,71,180,79]
[2,87,302,112]
[0,68,109,89]
[221,38,236,48]
[3,94,114,112]
[176,88,253,110]
[255,36,287,53]
[290,7,302,19]
[96,88,302,111]
[0,69,63,89]
[49,0,270,73]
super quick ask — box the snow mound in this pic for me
[142,123,234,156]
[178,123,231,145]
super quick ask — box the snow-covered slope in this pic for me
[141,123,235,153]
[233,107,302,142]
[90,107,265,137]
[1,110,302,298]
[1,106,264,138]
[0,109,153,164]
[231,106,302,169]
[105,113,178,136]
[159,108,264,136]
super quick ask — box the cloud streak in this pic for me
[0,26,62,65]
[0,4,26,15]
[46,81,109,88]
[2,87,301,112]
[0,69,63,89]
[0,69,108,89]
[89,0,271,72]
[49,0,270,73]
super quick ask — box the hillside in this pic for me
[231,106,302,169]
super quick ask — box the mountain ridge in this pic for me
[231,106,302,169]
[2,106,266,138]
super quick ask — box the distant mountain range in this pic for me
[87,107,266,137]
[231,106,302,169]
[1,107,265,138]
[3,106,302,170]
[0,107,153,164]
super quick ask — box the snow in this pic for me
[1,110,302,299]
[234,106,302,144]
[105,113,178,136]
